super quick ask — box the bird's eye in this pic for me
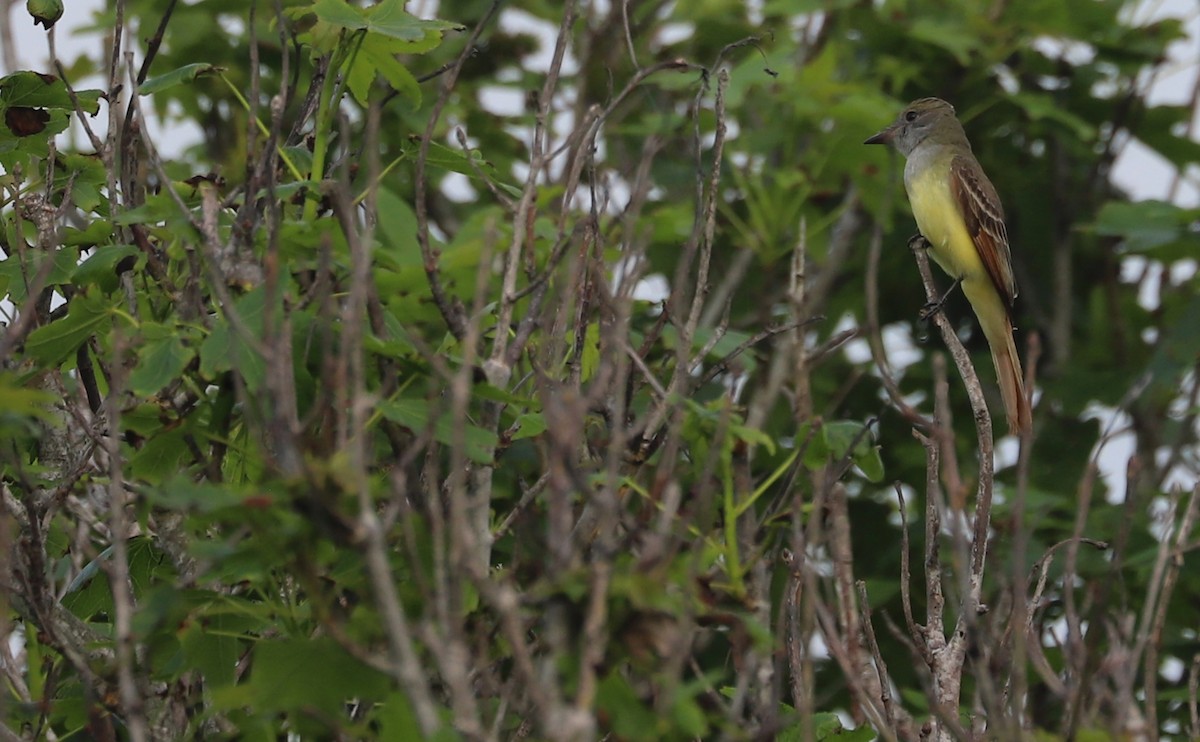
[904,111,918,122]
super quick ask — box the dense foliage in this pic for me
[0,0,1198,739]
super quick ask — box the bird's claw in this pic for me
[916,302,940,343]
[907,234,930,251]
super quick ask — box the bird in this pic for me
[865,97,1032,435]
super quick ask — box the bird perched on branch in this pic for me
[866,97,1032,435]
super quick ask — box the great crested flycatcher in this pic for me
[865,97,1032,435]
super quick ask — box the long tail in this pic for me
[966,282,1032,435]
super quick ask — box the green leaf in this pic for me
[179,613,242,687]
[597,672,659,741]
[63,218,114,247]
[377,692,422,739]
[376,187,421,266]
[72,244,140,291]
[799,421,882,481]
[1135,104,1200,168]
[139,63,224,96]
[0,246,79,302]
[731,421,776,453]
[311,0,461,40]
[0,375,55,421]
[0,110,68,159]
[822,421,883,481]
[413,138,522,197]
[380,398,498,464]
[24,288,113,365]
[1008,92,1096,141]
[669,691,707,736]
[63,537,175,618]
[232,637,390,714]
[346,34,423,106]
[62,559,113,619]
[129,323,195,397]
[127,536,178,596]
[199,287,268,390]
[362,0,462,40]
[812,712,875,740]
[112,190,198,226]
[0,70,100,114]
[580,322,600,381]
[309,0,369,29]
[853,445,885,482]
[61,167,107,212]
[907,18,977,65]
[1093,200,1199,254]
[151,478,258,515]
[129,427,189,483]
[510,412,546,441]
[1141,295,1200,409]
[355,35,422,106]
[26,0,64,29]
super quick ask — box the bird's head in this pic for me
[865,97,963,156]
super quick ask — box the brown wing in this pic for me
[950,154,1017,310]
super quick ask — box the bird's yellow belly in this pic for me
[906,168,987,283]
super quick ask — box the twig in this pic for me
[914,428,946,650]
[695,320,809,388]
[909,236,998,723]
[413,2,504,339]
[1188,653,1200,740]
[118,0,178,204]
[857,581,901,738]
[98,333,148,742]
[864,219,933,431]
[810,599,896,741]
[931,354,968,511]
[485,0,578,388]
[636,67,730,449]
[1143,483,1200,736]
[621,0,639,68]
[1004,331,1041,719]
[1061,462,1097,735]
[492,472,551,540]
[893,483,927,661]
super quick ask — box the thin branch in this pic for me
[864,219,933,431]
[893,483,927,662]
[909,236,997,721]
[1143,483,1200,735]
[857,581,904,739]
[413,2,503,340]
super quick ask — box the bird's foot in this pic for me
[916,278,962,340]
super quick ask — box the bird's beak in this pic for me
[864,126,895,145]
